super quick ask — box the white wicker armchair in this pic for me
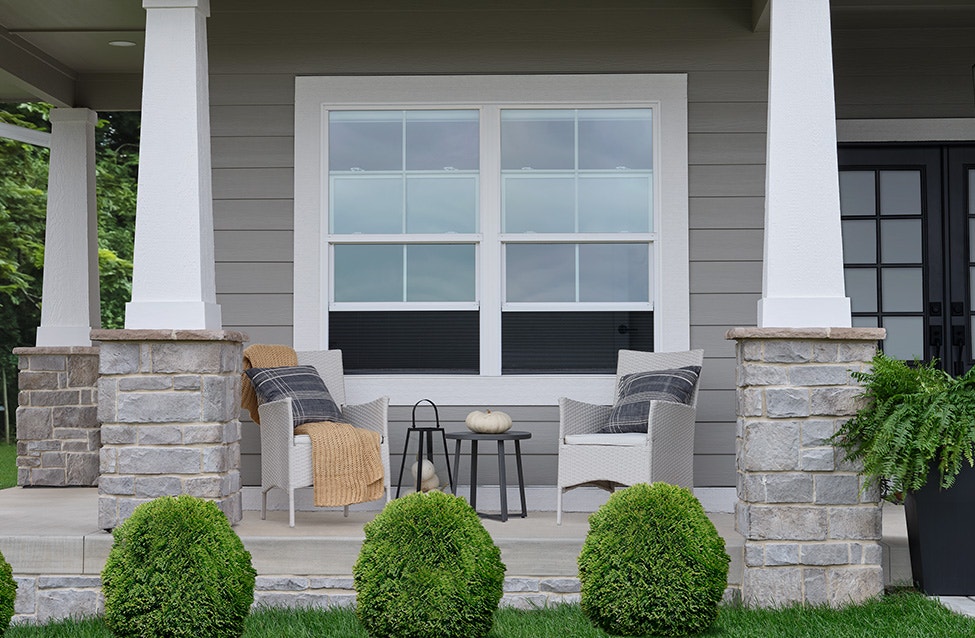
[257,350,391,527]
[556,349,704,524]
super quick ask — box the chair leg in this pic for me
[261,487,269,521]
[556,487,563,526]
[288,489,296,528]
[343,505,350,518]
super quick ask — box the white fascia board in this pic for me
[0,121,50,147]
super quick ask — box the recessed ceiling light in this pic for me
[108,40,137,47]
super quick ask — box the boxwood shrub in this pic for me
[354,491,505,638]
[578,482,729,637]
[0,549,15,635]
[101,495,256,638]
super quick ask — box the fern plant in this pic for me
[834,353,975,500]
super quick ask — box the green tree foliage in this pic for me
[0,103,138,433]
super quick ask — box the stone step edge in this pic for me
[10,574,741,624]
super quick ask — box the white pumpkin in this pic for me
[411,459,436,482]
[465,409,513,434]
[420,473,441,492]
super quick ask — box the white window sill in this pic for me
[345,374,616,406]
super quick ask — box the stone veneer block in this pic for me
[92,330,247,529]
[13,347,101,487]
[727,327,886,608]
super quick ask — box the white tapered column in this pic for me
[126,0,221,329]
[36,108,100,346]
[758,0,851,328]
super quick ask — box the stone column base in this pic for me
[13,347,100,487]
[728,327,887,607]
[92,330,246,528]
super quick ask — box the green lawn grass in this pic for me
[0,442,16,489]
[5,593,974,637]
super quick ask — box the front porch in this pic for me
[0,486,911,624]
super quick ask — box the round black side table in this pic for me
[445,430,531,522]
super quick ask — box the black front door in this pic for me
[839,145,975,375]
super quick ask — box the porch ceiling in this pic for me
[0,0,971,110]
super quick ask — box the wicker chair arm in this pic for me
[342,396,389,440]
[647,399,697,488]
[558,397,613,438]
[256,397,296,490]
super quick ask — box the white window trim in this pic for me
[294,74,689,405]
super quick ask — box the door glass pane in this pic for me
[331,177,402,234]
[503,177,575,232]
[328,111,402,171]
[842,220,877,264]
[501,110,574,170]
[882,316,924,361]
[852,316,879,328]
[882,268,923,312]
[506,244,575,302]
[579,244,650,302]
[845,268,877,313]
[578,176,651,233]
[969,169,975,215]
[406,244,476,302]
[577,109,652,170]
[880,219,922,263]
[879,170,922,216]
[405,111,478,171]
[405,176,477,233]
[334,245,403,302]
[839,171,876,215]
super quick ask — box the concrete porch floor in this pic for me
[0,486,928,621]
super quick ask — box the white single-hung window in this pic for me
[295,75,688,405]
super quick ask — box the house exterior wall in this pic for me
[202,1,974,489]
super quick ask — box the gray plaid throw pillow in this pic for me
[245,365,343,427]
[601,366,701,434]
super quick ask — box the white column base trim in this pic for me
[34,325,93,347]
[758,296,851,328]
[242,486,736,514]
[124,301,222,330]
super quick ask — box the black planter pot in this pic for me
[904,464,975,595]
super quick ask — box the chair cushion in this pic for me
[601,366,701,434]
[564,433,648,446]
[244,365,343,427]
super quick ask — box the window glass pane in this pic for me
[501,110,574,170]
[333,245,403,302]
[405,110,478,171]
[330,311,478,373]
[406,176,477,233]
[882,316,924,361]
[578,176,651,233]
[506,244,575,302]
[842,220,877,264]
[331,177,402,234]
[503,176,575,232]
[329,111,401,171]
[502,311,653,373]
[845,268,877,313]
[880,170,922,216]
[577,109,652,170]
[579,244,650,302]
[880,219,922,263]
[881,268,923,313]
[406,244,476,302]
[839,171,876,216]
